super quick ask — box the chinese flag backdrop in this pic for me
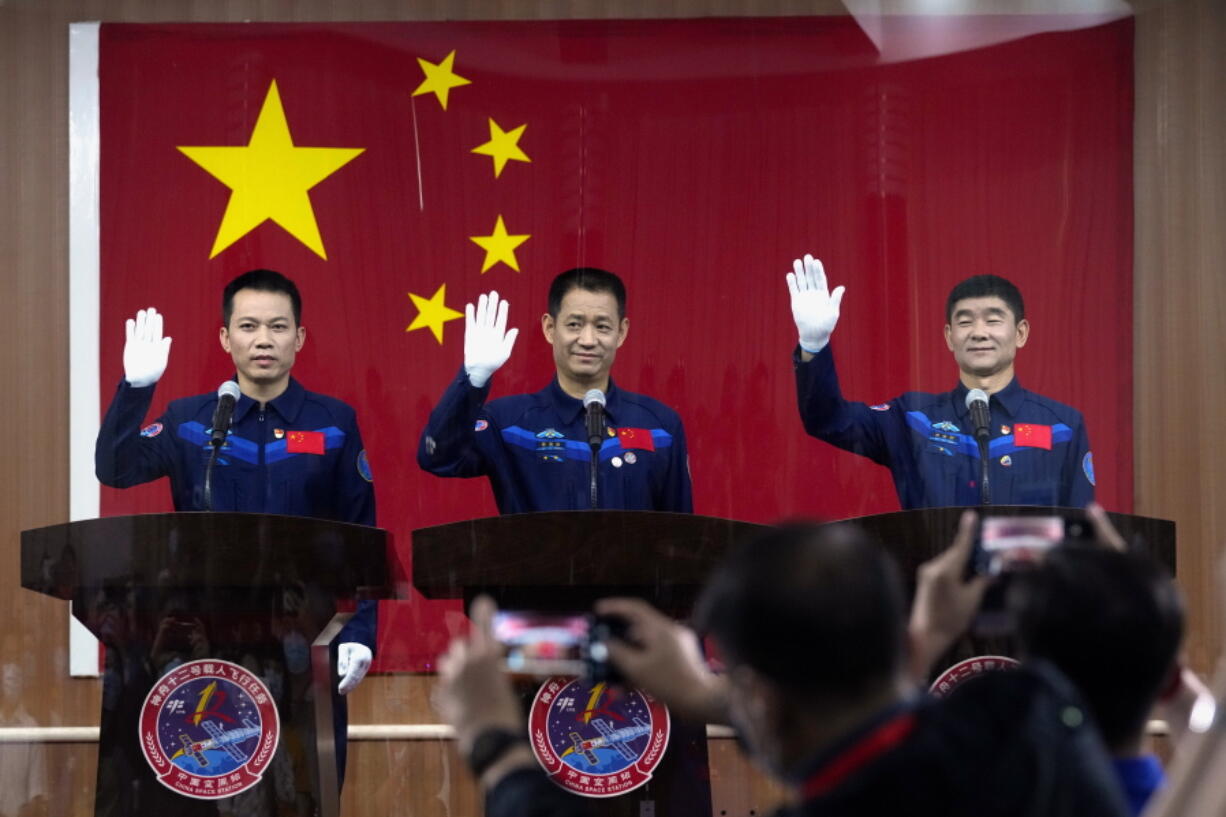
[96,18,1133,669]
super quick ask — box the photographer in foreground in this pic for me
[436,520,1129,817]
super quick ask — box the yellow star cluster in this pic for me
[406,50,536,345]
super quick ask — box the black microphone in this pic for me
[583,389,606,450]
[966,388,992,506]
[965,388,991,442]
[210,381,242,447]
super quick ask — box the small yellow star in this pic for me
[178,80,364,259]
[412,50,471,111]
[406,283,464,344]
[471,118,531,178]
[469,215,530,273]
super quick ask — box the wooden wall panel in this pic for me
[1133,0,1226,677]
[2,0,1223,814]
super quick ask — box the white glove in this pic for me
[463,291,519,388]
[786,254,845,354]
[123,307,172,387]
[337,642,372,695]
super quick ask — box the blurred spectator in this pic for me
[437,520,1130,817]
[911,504,1199,815]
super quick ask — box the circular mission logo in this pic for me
[528,676,670,798]
[138,658,280,799]
[929,655,1021,698]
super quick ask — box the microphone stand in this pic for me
[966,390,993,507]
[584,390,607,510]
[203,441,221,511]
[976,435,991,506]
[589,447,599,510]
[586,409,604,510]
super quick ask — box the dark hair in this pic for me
[547,267,626,319]
[945,275,1025,323]
[1010,544,1184,750]
[694,522,906,698]
[222,269,302,327]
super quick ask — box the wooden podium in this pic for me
[415,510,764,817]
[21,512,389,817]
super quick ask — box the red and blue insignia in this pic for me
[616,428,655,452]
[869,403,890,412]
[1083,451,1095,486]
[286,430,325,455]
[140,422,164,438]
[474,420,489,432]
[929,655,1020,698]
[356,450,373,483]
[139,658,279,800]
[1014,423,1053,450]
[529,676,669,798]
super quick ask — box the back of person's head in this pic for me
[1009,544,1184,751]
[222,268,303,327]
[547,267,627,319]
[694,522,907,700]
[945,274,1025,323]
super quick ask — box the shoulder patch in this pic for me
[1082,451,1095,486]
[140,422,164,438]
[357,449,373,483]
[474,419,489,432]
[869,403,891,412]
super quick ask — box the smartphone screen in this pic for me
[976,515,1064,576]
[492,611,589,677]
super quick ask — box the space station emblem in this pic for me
[528,676,670,798]
[929,655,1021,698]
[138,658,280,799]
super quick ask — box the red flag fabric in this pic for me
[286,430,326,455]
[94,18,1134,669]
[1013,423,1053,451]
[617,427,656,452]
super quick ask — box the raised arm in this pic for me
[418,291,518,478]
[787,256,894,465]
[95,307,176,487]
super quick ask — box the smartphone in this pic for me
[968,515,1089,635]
[492,611,589,677]
[492,611,627,683]
[971,515,1065,577]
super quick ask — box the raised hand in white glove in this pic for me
[337,642,372,695]
[464,291,519,389]
[786,254,845,355]
[123,307,173,388]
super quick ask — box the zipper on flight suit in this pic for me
[257,407,267,508]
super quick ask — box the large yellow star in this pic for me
[469,215,530,273]
[465,214,529,272]
[178,81,364,259]
[413,50,471,111]
[406,283,463,344]
[471,118,531,178]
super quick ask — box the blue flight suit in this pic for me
[95,376,377,780]
[795,346,1095,509]
[418,367,692,513]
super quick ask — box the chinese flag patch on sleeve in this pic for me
[286,430,326,455]
[1013,423,1052,450]
[617,427,656,451]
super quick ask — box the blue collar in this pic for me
[231,376,305,424]
[546,376,621,426]
[952,375,1025,422]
